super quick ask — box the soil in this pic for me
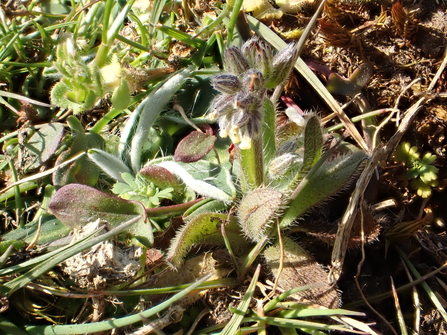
[281,1,447,333]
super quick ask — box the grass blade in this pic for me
[221,264,261,335]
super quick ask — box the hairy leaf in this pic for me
[155,160,235,202]
[24,123,64,171]
[174,131,216,163]
[166,212,245,268]
[49,183,146,230]
[287,115,323,191]
[238,188,283,242]
[263,236,340,308]
[281,151,367,228]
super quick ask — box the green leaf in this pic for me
[422,152,437,165]
[221,265,260,335]
[238,188,283,242]
[112,182,133,195]
[287,115,323,191]
[262,97,276,166]
[183,198,230,219]
[23,122,64,170]
[326,63,373,96]
[0,315,29,335]
[281,151,367,228]
[0,215,71,249]
[166,212,245,268]
[302,116,323,168]
[120,68,192,173]
[156,25,204,48]
[410,179,434,198]
[53,119,104,188]
[156,160,235,202]
[111,79,131,110]
[121,172,139,189]
[406,167,420,180]
[420,165,438,183]
[51,81,98,114]
[139,165,186,203]
[394,142,419,164]
[87,148,132,182]
[139,165,178,187]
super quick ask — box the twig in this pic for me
[172,101,202,132]
[330,146,382,283]
[263,218,284,302]
[428,45,447,92]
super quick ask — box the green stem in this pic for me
[326,108,392,132]
[226,0,244,46]
[238,236,269,281]
[192,7,229,39]
[240,134,264,189]
[90,108,123,133]
[145,198,203,217]
[94,0,135,68]
[8,160,23,228]
[262,97,276,167]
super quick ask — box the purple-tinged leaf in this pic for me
[174,131,216,163]
[140,165,180,189]
[49,184,146,229]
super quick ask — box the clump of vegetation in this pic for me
[50,40,131,113]
[1,0,447,334]
[394,141,439,198]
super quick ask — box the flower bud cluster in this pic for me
[210,37,298,150]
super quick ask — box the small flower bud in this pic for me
[242,70,265,93]
[267,42,299,88]
[219,115,232,138]
[231,109,251,130]
[233,91,257,110]
[241,37,259,67]
[224,47,249,75]
[242,37,274,80]
[268,153,297,178]
[229,128,241,144]
[209,94,233,120]
[239,134,252,150]
[211,74,241,94]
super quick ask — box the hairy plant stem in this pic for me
[240,134,264,189]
